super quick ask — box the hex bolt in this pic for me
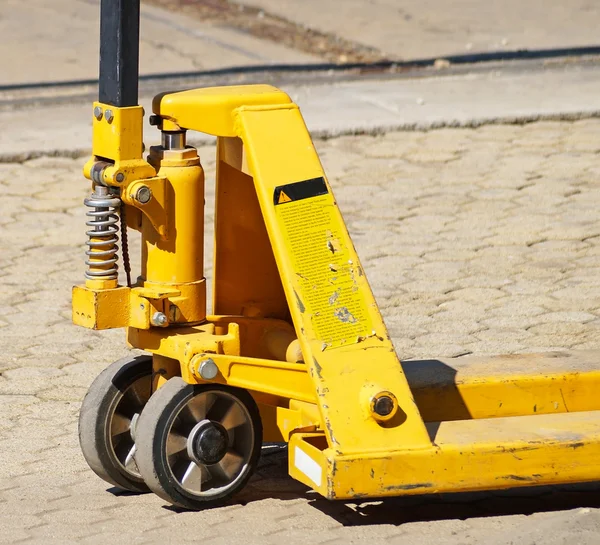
[151,312,168,327]
[135,186,152,204]
[105,109,114,123]
[373,395,394,417]
[115,172,125,183]
[198,359,219,380]
[93,106,103,120]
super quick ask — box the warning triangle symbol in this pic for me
[278,191,292,204]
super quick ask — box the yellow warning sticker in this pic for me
[275,192,372,349]
[278,191,292,204]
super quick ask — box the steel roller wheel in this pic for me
[135,378,262,510]
[79,354,153,493]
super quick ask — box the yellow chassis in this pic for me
[73,84,600,501]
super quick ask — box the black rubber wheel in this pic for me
[135,378,262,510]
[79,354,153,493]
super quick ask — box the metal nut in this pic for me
[135,186,152,204]
[198,359,219,380]
[115,172,125,183]
[93,106,103,120]
[104,109,114,123]
[151,312,168,327]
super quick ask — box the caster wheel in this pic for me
[135,378,262,510]
[79,354,153,493]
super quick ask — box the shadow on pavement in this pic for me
[308,482,600,526]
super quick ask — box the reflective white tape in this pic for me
[294,446,322,487]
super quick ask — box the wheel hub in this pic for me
[187,420,229,465]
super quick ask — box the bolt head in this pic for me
[115,172,125,183]
[199,359,219,380]
[105,109,114,123]
[93,106,103,120]
[135,186,152,204]
[151,312,168,327]
[373,395,394,417]
[188,421,228,465]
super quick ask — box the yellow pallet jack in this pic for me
[74,0,600,510]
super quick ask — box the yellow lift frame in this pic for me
[73,83,600,506]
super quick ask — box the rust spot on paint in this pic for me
[328,462,337,499]
[502,441,544,454]
[350,491,369,499]
[384,483,433,491]
[502,475,540,482]
[324,417,338,446]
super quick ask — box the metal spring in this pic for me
[84,186,121,281]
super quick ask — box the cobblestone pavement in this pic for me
[1,120,600,544]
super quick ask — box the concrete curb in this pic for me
[3,62,600,161]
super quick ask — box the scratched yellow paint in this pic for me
[290,409,600,499]
[236,102,431,453]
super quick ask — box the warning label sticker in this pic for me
[274,189,372,349]
[273,177,328,206]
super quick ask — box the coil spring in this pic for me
[84,187,121,281]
